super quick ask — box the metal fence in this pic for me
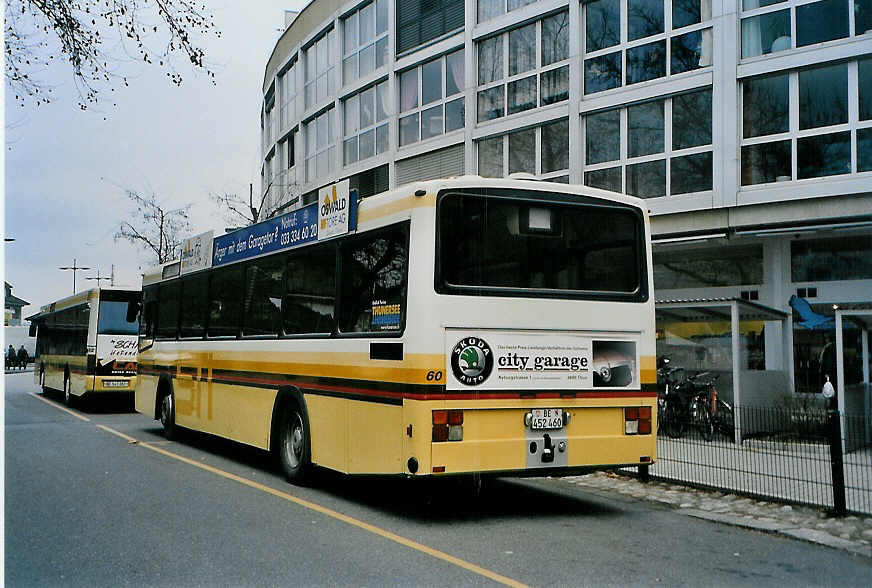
[632,405,872,515]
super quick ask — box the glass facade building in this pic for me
[261,0,872,392]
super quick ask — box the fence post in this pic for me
[827,408,846,516]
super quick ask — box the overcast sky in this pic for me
[4,1,307,317]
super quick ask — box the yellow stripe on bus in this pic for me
[357,192,436,225]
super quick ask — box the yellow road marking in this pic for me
[97,423,530,588]
[28,392,91,422]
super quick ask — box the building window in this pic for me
[740,0,866,59]
[477,11,569,122]
[263,90,275,155]
[740,61,871,185]
[397,0,464,54]
[791,236,872,282]
[305,108,336,182]
[583,88,713,198]
[477,0,536,23]
[343,0,389,85]
[278,62,296,131]
[583,0,712,95]
[654,244,764,288]
[344,81,390,165]
[399,49,464,147]
[305,30,334,109]
[477,118,570,181]
[349,164,390,198]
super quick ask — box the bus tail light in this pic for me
[432,410,463,442]
[625,406,651,435]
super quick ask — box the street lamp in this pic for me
[85,269,111,287]
[59,259,91,294]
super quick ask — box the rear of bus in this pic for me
[91,289,140,395]
[403,180,656,477]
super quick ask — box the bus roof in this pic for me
[142,177,647,286]
[25,286,141,322]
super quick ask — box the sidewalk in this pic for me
[562,471,872,558]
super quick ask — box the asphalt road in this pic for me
[5,371,871,587]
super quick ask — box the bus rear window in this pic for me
[97,291,140,335]
[438,192,644,298]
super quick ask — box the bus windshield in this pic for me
[438,190,645,298]
[97,291,140,335]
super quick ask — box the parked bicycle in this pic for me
[662,370,718,441]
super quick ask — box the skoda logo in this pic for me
[450,337,493,386]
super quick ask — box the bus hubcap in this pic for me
[286,414,303,468]
[161,395,172,427]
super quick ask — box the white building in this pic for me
[260,0,872,397]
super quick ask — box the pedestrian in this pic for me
[7,344,15,370]
[17,345,28,370]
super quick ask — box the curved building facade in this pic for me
[261,1,872,392]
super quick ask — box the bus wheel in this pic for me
[279,405,310,484]
[160,392,176,440]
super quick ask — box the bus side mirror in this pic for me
[28,323,37,337]
[126,300,141,323]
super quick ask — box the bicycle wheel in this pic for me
[664,399,685,439]
[696,398,713,442]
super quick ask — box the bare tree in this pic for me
[212,179,303,228]
[210,183,261,229]
[115,189,192,264]
[5,0,219,110]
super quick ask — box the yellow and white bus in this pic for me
[28,287,141,406]
[135,177,656,483]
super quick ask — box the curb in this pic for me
[682,508,872,558]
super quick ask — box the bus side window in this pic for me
[156,282,181,339]
[141,287,157,338]
[180,274,209,338]
[208,266,243,338]
[338,226,408,334]
[284,243,335,336]
[243,256,284,337]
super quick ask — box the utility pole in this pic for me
[59,259,91,294]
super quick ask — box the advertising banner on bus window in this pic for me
[445,329,638,391]
[212,203,318,267]
[96,334,138,375]
[181,230,213,274]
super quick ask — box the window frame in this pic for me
[739,0,865,62]
[304,108,337,183]
[476,11,570,122]
[739,60,871,186]
[582,88,714,198]
[476,118,571,181]
[582,0,713,96]
[304,28,335,109]
[342,0,390,86]
[343,79,391,165]
[398,49,466,148]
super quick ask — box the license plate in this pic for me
[104,380,128,388]
[530,408,563,430]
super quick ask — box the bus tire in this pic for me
[159,391,176,440]
[278,403,311,484]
